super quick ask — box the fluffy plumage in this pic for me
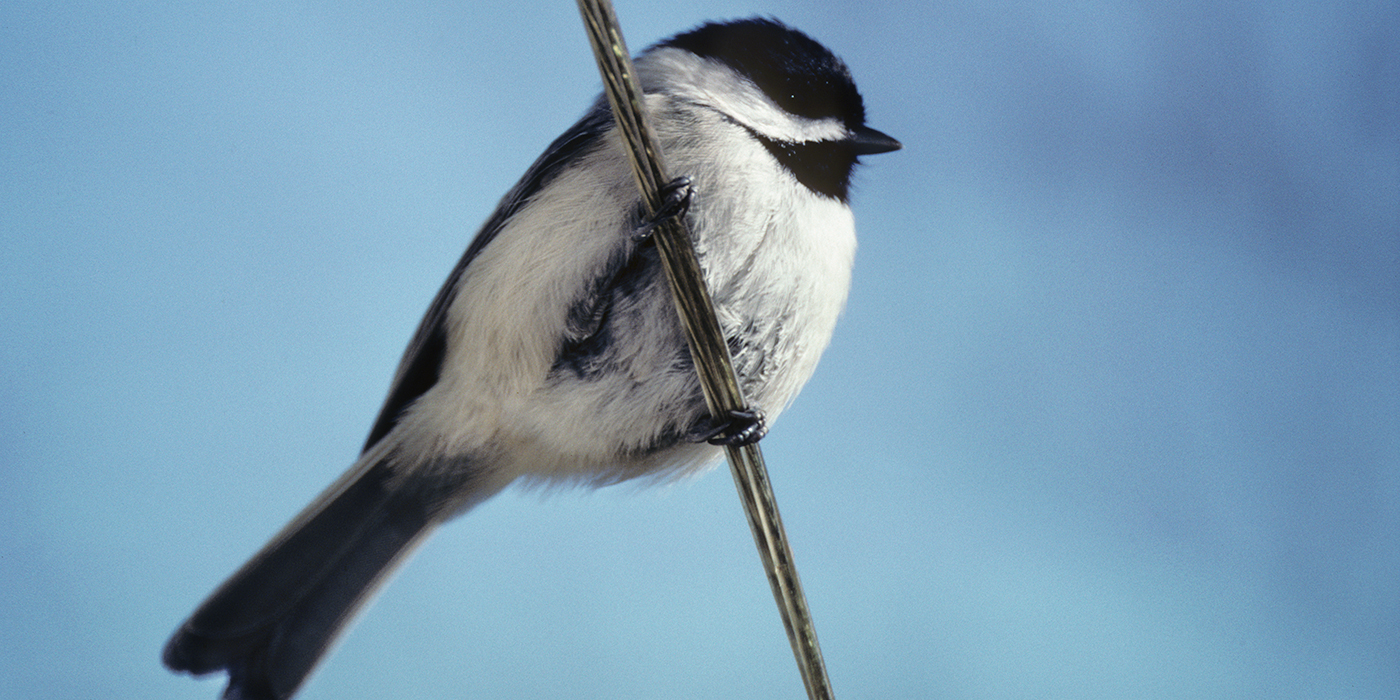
[163,17,898,700]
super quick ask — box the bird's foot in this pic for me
[633,176,694,241]
[689,407,768,446]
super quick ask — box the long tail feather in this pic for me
[163,461,434,700]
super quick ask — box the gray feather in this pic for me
[163,462,435,700]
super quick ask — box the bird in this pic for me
[163,16,900,700]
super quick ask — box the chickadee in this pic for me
[164,17,899,700]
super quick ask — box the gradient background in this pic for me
[3,1,1396,698]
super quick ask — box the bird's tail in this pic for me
[163,458,438,700]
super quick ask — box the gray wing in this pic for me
[161,107,622,700]
[361,105,614,452]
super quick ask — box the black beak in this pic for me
[849,125,902,155]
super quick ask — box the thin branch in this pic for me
[574,3,835,699]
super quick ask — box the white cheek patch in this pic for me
[637,47,849,145]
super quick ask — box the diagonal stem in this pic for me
[574,2,836,699]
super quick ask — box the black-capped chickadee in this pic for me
[164,17,899,700]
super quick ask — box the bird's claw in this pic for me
[690,407,768,446]
[633,176,694,241]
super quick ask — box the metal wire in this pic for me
[575,2,835,698]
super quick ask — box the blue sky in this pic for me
[2,1,1396,699]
